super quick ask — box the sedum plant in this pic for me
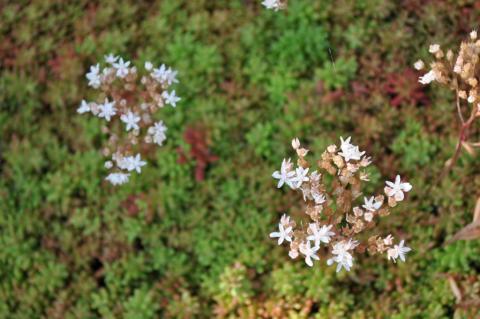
[416,30,480,174]
[269,137,412,272]
[77,54,181,185]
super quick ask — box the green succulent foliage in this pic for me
[2,0,480,318]
[391,119,440,170]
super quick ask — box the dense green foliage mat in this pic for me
[1,0,480,317]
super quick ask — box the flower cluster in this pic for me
[416,30,480,173]
[261,0,286,11]
[269,137,412,272]
[78,54,181,185]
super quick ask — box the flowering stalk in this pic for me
[78,54,181,185]
[269,137,412,272]
[416,30,480,176]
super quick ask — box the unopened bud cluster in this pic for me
[270,137,412,272]
[78,54,181,185]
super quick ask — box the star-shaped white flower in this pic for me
[293,167,309,188]
[272,158,296,188]
[113,58,131,78]
[120,111,140,131]
[105,172,130,185]
[98,99,117,121]
[338,136,365,162]
[77,100,90,114]
[165,67,178,85]
[269,223,292,245]
[299,241,320,267]
[312,191,326,205]
[147,121,168,145]
[385,175,412,201]
[152,64,178,85]
[126,154,147,173]
[327,239,358,273]
[387,240,411,263]
[162,90,181,107]
[307,224,334,247]
[362,196,382,212]
[86,64,101,88]
[104,53,118,64]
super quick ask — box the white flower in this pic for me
[162,90,181,107]
[120,111,141,131]
[299,241,320,267]
[413,60,424,70]
[387,240,411,263]
[77,100,90,114]
[113,58,131,78]
[327,239,358,273]
[105,53,118,64]
[419,70,437,84]
[86,64,101,88]
[144,61,153,71]
[293,167,309,188]
[262,0,282,11]
[152,64,178,85]
[429,44,440,54]
[385,175,412,202]
[98,99,117,121]
[362,196,382,212]
[471,30,478,40]
[312,191,326,205]
[307,224,334,247]
[105,173,130,185]
[104,161,113,169]
[147,121,168,146]
[468,95,476,103]
[338,136,365,162]
[126,154,147,173]
[272,158,296,188]
[269,223,292,245]
[165,67,178,85]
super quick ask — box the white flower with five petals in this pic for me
[338,136,365,162]
[98,99,117,121]
[113,58,131,78]
[293,167,309,188]
[327,239,358,272]
[307,224,334,247]
[162,90,181,107]
[272,158,296,188]
[299,241,320,267]
[269,223,292,245]
[385,175,412,202]
[362,196,382,212]
[120,111,140,131]
[387,240,411,263]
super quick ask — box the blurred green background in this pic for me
[1,0,480,318]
